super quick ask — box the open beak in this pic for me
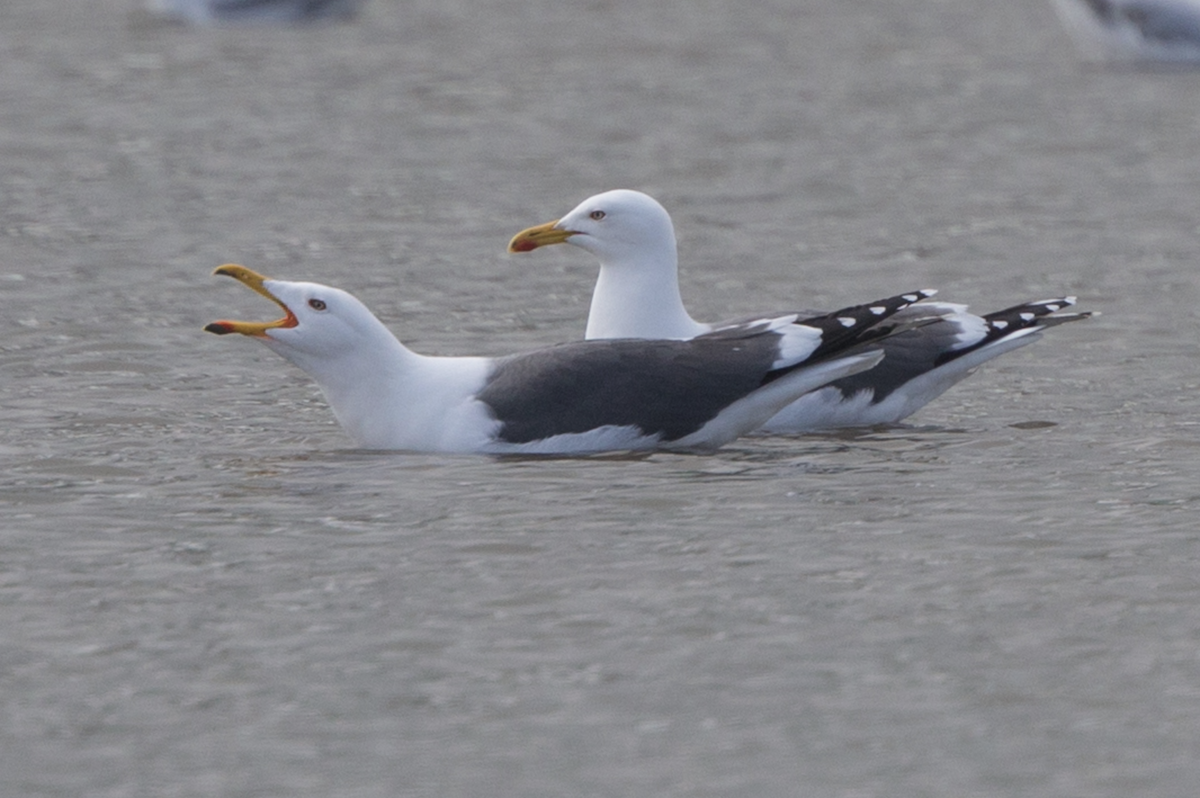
[507,220,578,253]
[204,264,298,337]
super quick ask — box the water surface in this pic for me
[2,1,1199,795]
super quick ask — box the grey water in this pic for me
[2,1,1199,795]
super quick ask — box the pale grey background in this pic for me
[1,1,1197,796]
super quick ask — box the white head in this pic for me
[206,265,500,451]
[205,264,407,381]
[508,190,706,340]
[508,189,678,267]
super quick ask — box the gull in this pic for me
[205,264,936,454]
[509,190,1091,432]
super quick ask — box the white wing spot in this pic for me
[870,306,886,315]
[838,317,857,328]
[992,320,1008,329]
[1020,312,1036,322]
[902,294,918,303]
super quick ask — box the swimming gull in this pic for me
[204,264,937,454]
[509,190,1092,433]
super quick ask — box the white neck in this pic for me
[311,338,416,444]
[584,245,709,341]
[268,327,495,451]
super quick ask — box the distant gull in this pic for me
[204,264,938,454]
[509,190,1092,433]
[1049,0,1200,61]
[149,0,364,25]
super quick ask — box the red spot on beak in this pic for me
[510,238,538,253]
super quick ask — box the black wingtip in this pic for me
[798,288,943,361]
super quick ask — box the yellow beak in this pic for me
[507,220,577,253]
[204,264,298,337]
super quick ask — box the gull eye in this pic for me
[589,210,606,220]
[308,298,327,311]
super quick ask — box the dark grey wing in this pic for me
[703,289,937,353]
[828,297,1091,403]
[935,297,1090,368]
[823,321,985,403]
[790,289,939,361]
[478,337,782,445]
